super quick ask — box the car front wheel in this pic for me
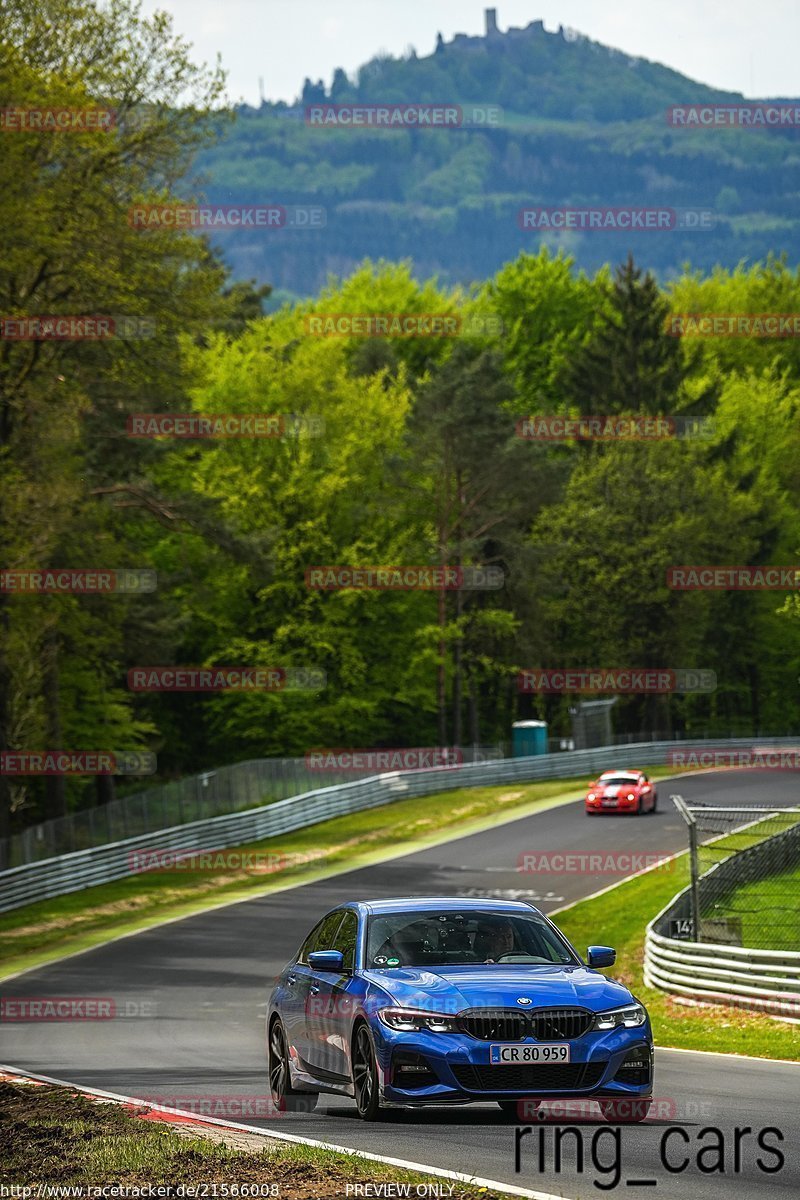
[352,1023,383,1120]
[268,1018,318,1113]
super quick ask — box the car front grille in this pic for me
[452,1061,606,1092]
[456,1009,529,1041]
[456,1007,593,1041]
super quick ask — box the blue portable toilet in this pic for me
[512,719,548,757]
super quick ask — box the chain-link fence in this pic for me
[673,797,800,949]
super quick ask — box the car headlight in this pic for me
[587,793,596,800]
[377,1007,458,1033]
[626,792,636,800]
[592,1003,647,1031]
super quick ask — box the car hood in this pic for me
[362,964,633,1013]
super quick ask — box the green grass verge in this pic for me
[0,762,687,980]
[0,1080,510,1195]
[704,860,800,951]
[553,856,800,1061]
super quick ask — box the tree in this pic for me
[565,254,707,419]
[528,438,764,735]
[0,0,229,845]
[404,341,528,744]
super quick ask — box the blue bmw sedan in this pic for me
[267,897,653,1121]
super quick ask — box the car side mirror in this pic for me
[308,949,345,971]
[587,945,616,968]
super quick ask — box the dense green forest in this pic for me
[194,16,800,294]
[1,0,800,841]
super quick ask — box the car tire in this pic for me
[599,1098,650,1124]
[352,1022,383,1121]
[268,1018,319,1113]
[651,793,658,813]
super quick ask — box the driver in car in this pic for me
[475,918,515,962]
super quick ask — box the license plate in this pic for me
[489,1043,570,1064]
[601,798,617,806]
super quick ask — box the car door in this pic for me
[639,772,654,810]
[305,908,360,1079]
[283,910,344,1068]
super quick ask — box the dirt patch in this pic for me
[0,1081,510,1198]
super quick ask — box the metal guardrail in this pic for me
[1,746,507,869]
[5,729,780,869]
[644,908,800,1017]
[2,736,799,916]
[643,797,800,1017]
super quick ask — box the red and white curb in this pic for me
[0,1064,570,1200]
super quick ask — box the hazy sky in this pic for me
[137,0,799,107]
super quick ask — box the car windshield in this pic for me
[598,776,638,787]
[365,910,578,968]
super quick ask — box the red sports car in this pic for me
[585,770,657,815]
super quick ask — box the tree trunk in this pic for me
[437,580,447,746]
[468,675,480,749]
[43,622,67,818]
[0,592,11,870]
[452,573,463,747]
[95,773,116,807]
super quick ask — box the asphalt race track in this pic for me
[2,769,799,1199]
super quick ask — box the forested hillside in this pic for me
[2,0,800,839]
[194,18,800,294]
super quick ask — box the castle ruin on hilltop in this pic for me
[437,8,582,53]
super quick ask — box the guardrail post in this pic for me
[687,819,701,942]
[672,795,701,942]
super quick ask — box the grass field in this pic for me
[702,860,800,952]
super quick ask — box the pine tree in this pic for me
[566,254,691,417]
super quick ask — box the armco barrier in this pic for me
[2,737,799,915]
[644,912,800,1015]
[643,806,800,1015]
[1,747,501,869]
